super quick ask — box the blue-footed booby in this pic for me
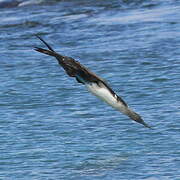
[34,36,151,128]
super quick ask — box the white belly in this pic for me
[86,83,126,111]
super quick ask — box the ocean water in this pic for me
[0,0,180,179]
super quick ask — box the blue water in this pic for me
[0,0,180,179]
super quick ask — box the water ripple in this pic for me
[0,0,179,179]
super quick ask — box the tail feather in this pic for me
[34,36,64,62]
[34,47,56,56]
[36,35,55,52]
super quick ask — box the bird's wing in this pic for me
[34,36,105,83]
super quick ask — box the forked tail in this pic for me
[34,47,56,56]
[34,35,64,63]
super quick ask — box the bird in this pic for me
[34,36,151,129]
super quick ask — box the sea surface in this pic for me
[0,0,180,179]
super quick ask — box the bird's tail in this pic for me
[35,35,55,52]
[125,108,152,129]
[34,47,56,56]
[34,35,64,62]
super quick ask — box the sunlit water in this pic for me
[0,0,180,179]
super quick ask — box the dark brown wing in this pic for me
[35,36,104,82]
[34,46,102,81]
[35,36,128,106]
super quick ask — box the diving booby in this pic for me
[34,36,151,128]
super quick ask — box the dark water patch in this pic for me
[151,77,170,82]
[0,0,20,8]
[0,21,41,29]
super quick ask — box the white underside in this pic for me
[86,83,128,114]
